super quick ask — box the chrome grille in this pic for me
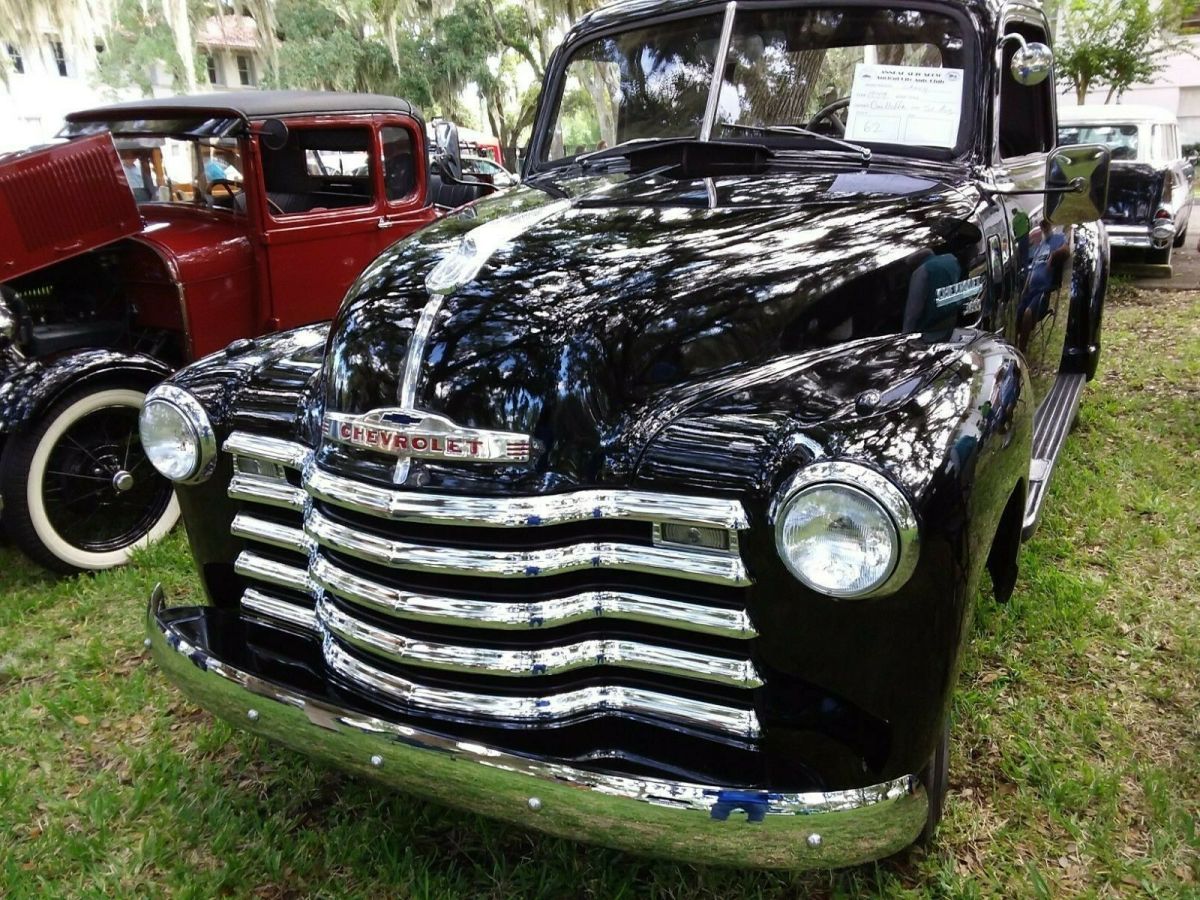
[306,505,750,585]
[224,430,761,745]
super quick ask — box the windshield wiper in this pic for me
[718,123,872,164]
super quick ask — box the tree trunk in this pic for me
[577,63,617,148]
[161,0,197,92]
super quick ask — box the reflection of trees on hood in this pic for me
[322,170,982,487]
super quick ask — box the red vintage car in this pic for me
[0,90,488,573]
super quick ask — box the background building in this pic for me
[0,11,267,153]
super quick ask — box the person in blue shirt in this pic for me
[204,156,228,182]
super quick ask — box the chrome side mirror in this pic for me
[1001,33,1053,86]
[1046,144,1111,226]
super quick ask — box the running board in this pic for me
[1022,372,1086,539]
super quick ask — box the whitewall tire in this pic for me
[0,384,180,573]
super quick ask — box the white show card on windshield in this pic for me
[844,64,964,148]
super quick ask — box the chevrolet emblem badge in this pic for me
[323,408,531,464]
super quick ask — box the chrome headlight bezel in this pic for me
[139,383,217,484]
[769,461,919,599]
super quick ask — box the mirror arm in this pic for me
[978,177,1087,196]
[997,32,1029,53]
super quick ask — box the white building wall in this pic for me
[1,15,265,153]
[0,33,155,152]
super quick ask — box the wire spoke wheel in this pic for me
[1,384,180,573]
[41,403,171,552]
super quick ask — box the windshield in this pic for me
[113,135,246,211]
[546,15,725,160]
[1058,124,1139,161]
[542,5,972,163]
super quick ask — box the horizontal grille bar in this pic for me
[231,513,312,555]
[317,597,761,687]
[224,432,313,470]
[234,550,312,594]
[306,507,751,586]
[305,465,749,530]
[242,587,316,632]
[228,473,306,511]
[324,635,760,739]
[311,554,756,638]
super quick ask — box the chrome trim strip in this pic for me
[242,588,317,632]
[149,590,928,870]
[699,2,737,142]
[316,597,761,687]
[399,297,445,409]
[311,554,757,638]
[224,432,313,470]
[228,473,307,511]
[324,634,760,739]
[234,550,313,594]
[306,507,751,586]
[305,465,750,530]
[393,295,446,484]
[231,513,314,555]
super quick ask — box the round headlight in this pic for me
[772,462,918,599]
[139,384,216,483]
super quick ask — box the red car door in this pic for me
[257,117,395,330]
[375,115,439,243]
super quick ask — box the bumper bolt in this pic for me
[370,755,383,768]
[807,833,822,848]
[527,797,542,811]
[247,709,259,721]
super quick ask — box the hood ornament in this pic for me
[425,198,571,295]
[324,408,531,466]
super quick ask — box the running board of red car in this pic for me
[1022,372,1087,540]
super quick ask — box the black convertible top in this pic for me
[66,90,419,124]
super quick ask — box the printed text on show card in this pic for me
[844,65,963,149]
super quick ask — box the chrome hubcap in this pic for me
[112,470,135,493]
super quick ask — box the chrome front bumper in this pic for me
[147,587,929,869]
[1106,223,1168,249]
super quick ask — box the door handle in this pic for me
[378,217,397,229]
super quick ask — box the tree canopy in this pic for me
[1052,0,1197,104]
[0,0,589,162]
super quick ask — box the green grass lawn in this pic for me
[1,289,1198,898]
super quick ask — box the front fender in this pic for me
[634,331,1033,785]
[164,322,330,603]
[0,347,173,437]
[1063,221,1108,379]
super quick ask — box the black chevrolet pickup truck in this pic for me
[137,0,1110,869]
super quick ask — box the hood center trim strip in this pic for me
[393,294,446,484]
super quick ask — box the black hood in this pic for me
[321,164,986,490]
